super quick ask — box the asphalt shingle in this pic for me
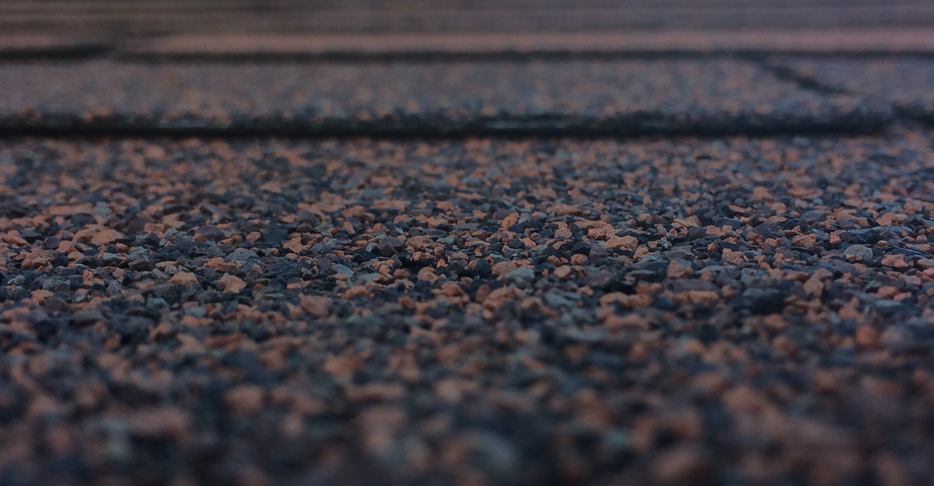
[1,128,934,485]
[771,57,934,121]
[0,59,875,135]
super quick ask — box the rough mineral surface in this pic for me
[0,59,871,135]
[771,57,934,119]
[1,127,934,485]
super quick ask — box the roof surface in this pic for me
[2,3,934,486]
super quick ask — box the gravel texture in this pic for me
[4,0,934,37]
[0,59,873,136]
[1,127,934,485]
[118,30,934,59]
[770,57,934,120]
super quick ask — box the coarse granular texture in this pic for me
[3,0,934,37]
[770,57,934,120]
[118,30,934,59]
[2,128,934,485]
[0,59,872,136]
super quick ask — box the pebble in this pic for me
[504,267,536,287]
[845,244,874,261]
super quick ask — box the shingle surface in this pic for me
[0,59,872,135]
[2,4,934,486]
[4,0,934,36]
[1,129,934,485]
[772,57,934,120]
